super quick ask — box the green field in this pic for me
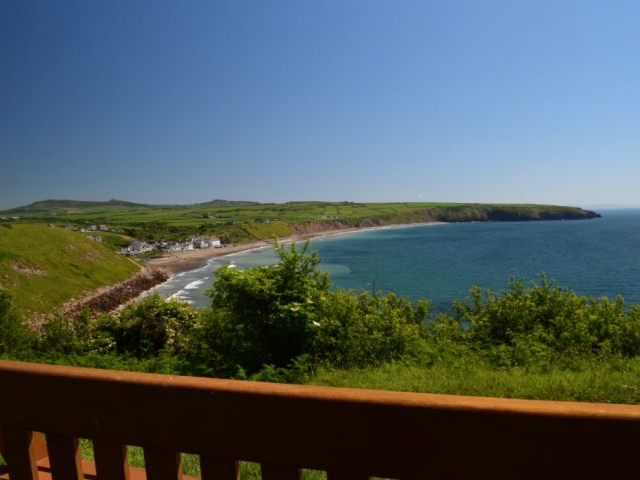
[0,199,600,243]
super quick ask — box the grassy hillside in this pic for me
[0,224,140,314]
[0,198,259,216]
[1,200,600,243]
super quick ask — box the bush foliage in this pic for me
[5,241,640,402]
[0,291,36,357]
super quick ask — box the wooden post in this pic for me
[144,448,183,480]
[94,440,131,480]
[327,472,370,480]
[200,456,239,480]
[1,427,39,480]
[47,434,84,480]
[261,463,301,480]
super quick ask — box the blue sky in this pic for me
[1,1,639,210]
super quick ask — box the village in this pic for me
[56,223,224,257]
[122,234,222,256]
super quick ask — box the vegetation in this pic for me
[1,199,599,243]
[4,242,640,474]
[0,291,37,358]
[1,240,640,408]
[0,225,140,313]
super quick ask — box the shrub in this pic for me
[0,291,36,356]
[199,241,432,376]
[97,293,199,359]
[445,274,640,366]
[314,289,431,368]
[203,241,331,374]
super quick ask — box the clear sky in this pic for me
[1,1,639,210]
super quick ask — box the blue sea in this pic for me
[149,209,640,310]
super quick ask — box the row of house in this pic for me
[65,225,109,232]
[121,235,222,256]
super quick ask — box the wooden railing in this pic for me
[2,360,640,479]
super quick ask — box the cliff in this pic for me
[290,205,600,232]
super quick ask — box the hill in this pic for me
[0,200,600,244]
[0,198,260,215]
[0,199,153,215]
[0,224,141,315]
[192,199,260,207]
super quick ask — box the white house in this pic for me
[128,241,154,254]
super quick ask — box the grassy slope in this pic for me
[1,201,599,243]
[0,224,140,313]
[310,360,640,404]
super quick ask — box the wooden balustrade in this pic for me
[1,359,640,479]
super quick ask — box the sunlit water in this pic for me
[148,209,640,310]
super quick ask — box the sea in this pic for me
[149,209,640,311]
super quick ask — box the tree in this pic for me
[204,241,331,373]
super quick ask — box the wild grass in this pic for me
[0,225,140,313]
[310,358,640,405]
[240,221,294,240]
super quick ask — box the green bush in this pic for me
[202,241,331,374]
[314,289,431,368]
[97,293,199,359]
[198,241,432,376]
[442,275,640,367]
[0,291,36,356]
[39,309,98,356]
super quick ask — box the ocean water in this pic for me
[149,209,640,310]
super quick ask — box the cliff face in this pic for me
[291,219,354,235]
[291,205,600,236]
[422,206,601,223]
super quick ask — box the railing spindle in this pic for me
[46,434,84,480]
[144,447,183,480]
[93,440,131,480]
[327,472,370,480]
[260,463,301,480]
[200,456,239,480]
[1,427,39,480]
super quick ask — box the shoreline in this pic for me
[144,222,441,277]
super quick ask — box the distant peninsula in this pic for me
[1,199,600,245]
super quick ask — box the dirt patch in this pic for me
[85,251,99,261]
[11,263,48,277]
[66,244,78,251]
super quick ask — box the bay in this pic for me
[150,209,640,310]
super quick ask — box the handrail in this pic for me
[1,359,640,479]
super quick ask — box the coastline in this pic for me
[144,222,441,277]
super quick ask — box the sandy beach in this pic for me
[144,223,437,276]
[144,228,361,276]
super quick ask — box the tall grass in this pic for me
[311,358,640,404]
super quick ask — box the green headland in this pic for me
[1,199,600,244]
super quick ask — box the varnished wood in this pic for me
[144,447,183,480]
[93,440,131,480]
[3,360,640,478]
[46,434,84,480]
[200,456,239,480]
[30,433,49,463]
[1,427,39,480]
[261,463,301,480]
[327,472,370,480]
